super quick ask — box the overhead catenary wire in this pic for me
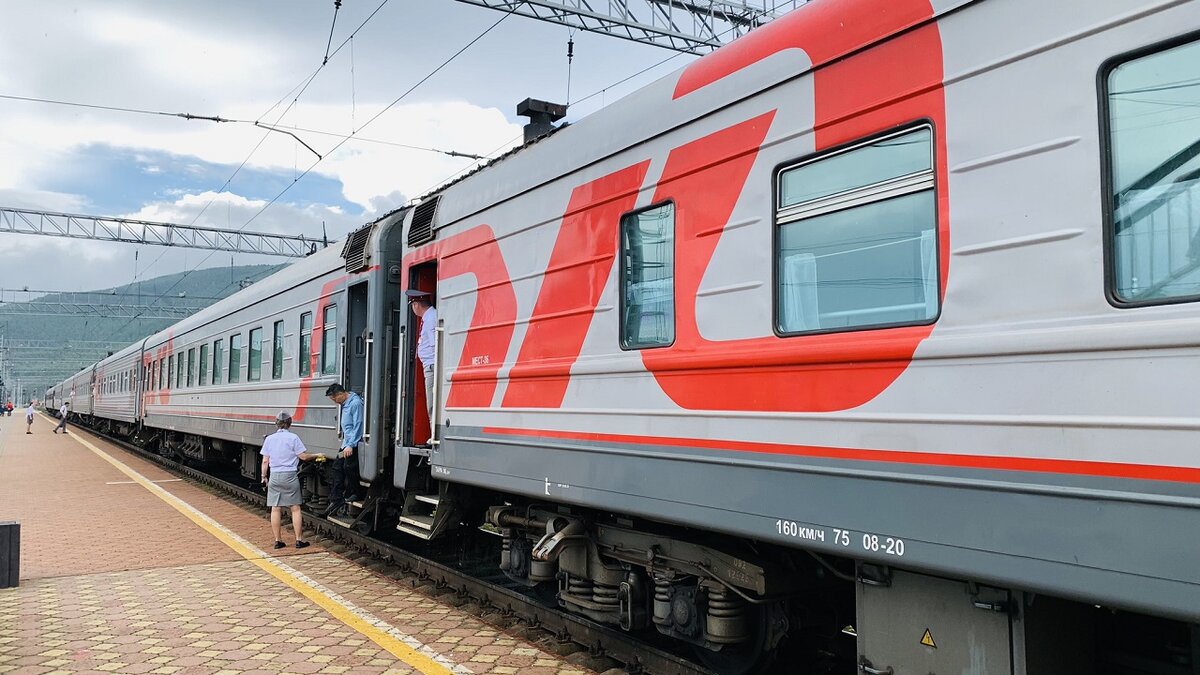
[101,8,515,341]
[96,0,394,340]
[0,92,489,159]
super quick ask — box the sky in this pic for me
[0,0,697,294]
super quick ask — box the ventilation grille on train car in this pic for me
[341,224,373,272]
[407,196,440,247]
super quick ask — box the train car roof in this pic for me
[422,0,958,226]
[141,244,345,347]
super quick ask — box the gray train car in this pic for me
[137,233,406,482]
[389,0,1200,671]
[66,366,94,420]
[92,343,143,432]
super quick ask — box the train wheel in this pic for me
[691,602,784,675]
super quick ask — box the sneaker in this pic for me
[323,501,344,517]
[295,540,311,549]
[273,541,286,550]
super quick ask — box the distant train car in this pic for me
[91,343,142,435]
[53,0,1200,671]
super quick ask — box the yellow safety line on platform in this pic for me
[64,426,462,675]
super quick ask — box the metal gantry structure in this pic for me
[455,0,805,54]
[0,206,321,258]
[0,287,214,320]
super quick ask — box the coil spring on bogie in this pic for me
[567,576,593,597]
[706,586,744,617]
[705,586,749,643]
[654,576,671,603]
[593,582,619,607]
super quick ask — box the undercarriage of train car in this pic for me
[479,500,1200,675]
[486,503,853,673]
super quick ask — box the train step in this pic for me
[328,515,356,529]
[399,514,435,530]
[396,488,458,541]
[396,523,434,540]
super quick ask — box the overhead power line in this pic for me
[0,93,487,161]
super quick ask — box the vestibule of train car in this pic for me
[400,261,436,448]
[345,281,370,420]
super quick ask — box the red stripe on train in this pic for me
[483,426,1200,484]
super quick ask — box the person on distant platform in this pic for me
[25,401,35,434]
[53,401,69,434]
[405,289,438,441]
[260,411,321,550]
[323,383,363,516]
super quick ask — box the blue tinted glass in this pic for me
[620,204,675,349]
[777,191,937,333]
[780,128,932,208]
[1109,40,1200,302]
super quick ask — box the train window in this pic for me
[299,312,313,377]
[167,355,174,390]
[248,327,263,381]
[272,320,284,380]
[229,334,242,384]
[199,344,209,386]
[321,305,338,375]
[619,202,675,349]
[775,126,938,334]
[1105,38,1200,304]
[212,339,224,385]
[187,349,196,387]
[176,353,185,389]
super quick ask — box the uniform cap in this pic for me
[404,289,431,298]
[275,411,293,423]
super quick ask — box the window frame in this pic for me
[229,333,242,384]
[617,200,677,350]
[248,327,263,382]
[167,355,174,390]
[1099,30,1200,308]
[272,320,285,380]
[212,339,224,385]
[299,311,313,377]
[321,304,338,376]
[771,122,941,338]
[176,353,185,389]
[187,348,196,387]
[199,343,209,386]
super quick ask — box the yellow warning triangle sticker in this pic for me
[921,628,937,648]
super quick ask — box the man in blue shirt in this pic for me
[324,383,363,516]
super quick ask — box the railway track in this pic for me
[93,427,716,675]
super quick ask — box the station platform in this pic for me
[0,415,598,675]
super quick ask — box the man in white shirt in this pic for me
[53,401,69,434]
[25,402,35,434]
[406,289,438,439]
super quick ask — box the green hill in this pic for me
[0,263,286,400]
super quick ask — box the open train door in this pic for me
[396,262,437,453]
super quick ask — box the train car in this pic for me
[136,240,403,482]
[66,366,94,421]
[92,343,143,436]
[382,0,1200,672]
